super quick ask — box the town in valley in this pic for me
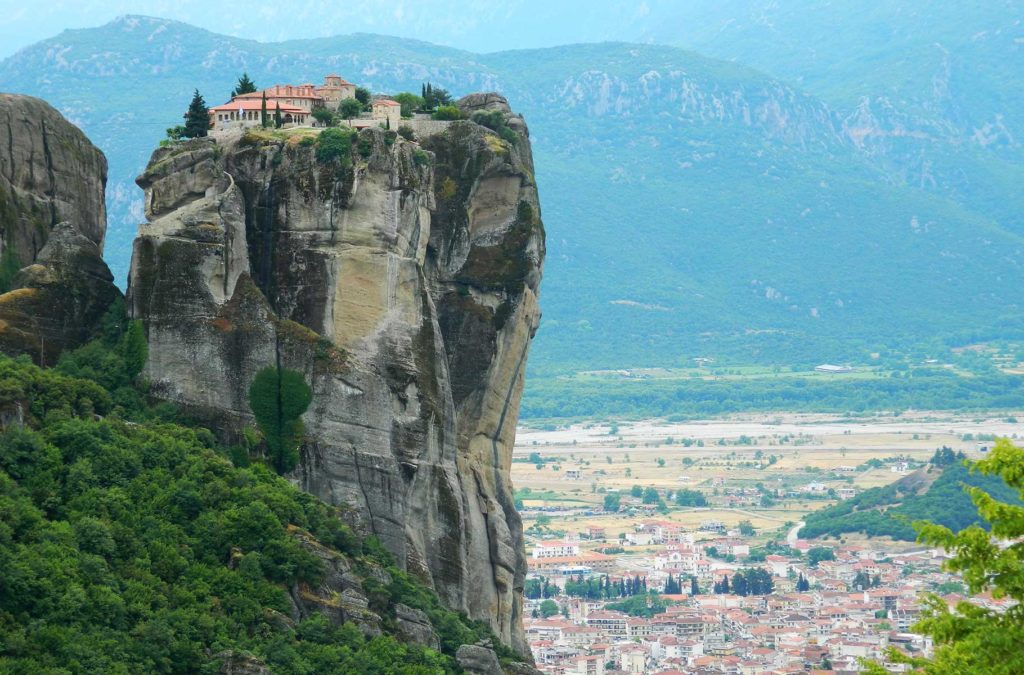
[514,413,1023,674]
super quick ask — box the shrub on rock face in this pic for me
[248,366,313,475]
[315,128,355,166]
[397,125,416,141]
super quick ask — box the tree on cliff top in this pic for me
[248,366,312,475]
[232,72,257,98]
[183,89,210,138]
[339,98,363,120]
[864,439,1024,674]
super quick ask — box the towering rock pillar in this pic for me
[127,93,544,652]
[0,94,120,364]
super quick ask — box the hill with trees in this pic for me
[802,447,1022,541]
[0,310,524,673]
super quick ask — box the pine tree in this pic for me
[183,89,210,138]
[232,72,257,97]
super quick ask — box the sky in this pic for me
[0,0,662,59]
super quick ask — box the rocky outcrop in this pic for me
[127,93,544,654]
[0,94,119,364]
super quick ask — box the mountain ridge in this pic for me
[3,16,1023,391]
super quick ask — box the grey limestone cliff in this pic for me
[127,93,544,654]
[0,93,120,364]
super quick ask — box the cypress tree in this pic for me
[183,89,210,138]
[691,576,699,596]
[121,320,147,380]
[274,102,283,129]
[261,92,268,127]
[248,366,313,474]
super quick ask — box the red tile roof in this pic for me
[209,100,306,113]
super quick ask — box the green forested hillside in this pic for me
[0,319,515,673]
[1,16,1023,417]
[802,451,1022,541]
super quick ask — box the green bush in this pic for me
[314,127,355,166]
[397,125,416,141]
[431,105,463,121]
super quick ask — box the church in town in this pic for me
[208,75,402,132]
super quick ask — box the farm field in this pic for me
[512,411,1024,547]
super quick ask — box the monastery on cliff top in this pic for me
[209,75,401,132]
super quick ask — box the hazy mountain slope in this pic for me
[638,0,1024,235]
[2,16,1023,376]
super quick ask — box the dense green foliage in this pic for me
[0,347,516,673]
[674,488,707,507]
[561,574,647,600]
[802,454,1023,541]
[314,127,355,166]
[420,83,452,111]
[860,440,1024,673]
[806,547,835,566]
[521,368,1024,420]
[431,105,462,121]
[713,568,773,596]
[605,593,670,618]
[248,366,313,475]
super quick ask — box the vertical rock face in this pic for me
[0,94,108,262]
[0,94,119,363]
[127,93,544,653]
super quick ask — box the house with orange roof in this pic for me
[209,98,309,132]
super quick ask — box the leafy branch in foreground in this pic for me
[871,439,1024,674]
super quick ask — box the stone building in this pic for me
[208,99,309,132]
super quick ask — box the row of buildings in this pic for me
[523,531,986,673]
[207,75,402,132]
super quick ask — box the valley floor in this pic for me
[511,411,1022,673]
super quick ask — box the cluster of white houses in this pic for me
[208,75,402,133]
[521,534,978,674]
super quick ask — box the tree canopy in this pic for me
[248,366,313,475]
[877,439,1024,673]
[0,338,517,673]
[231,72,257,97]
